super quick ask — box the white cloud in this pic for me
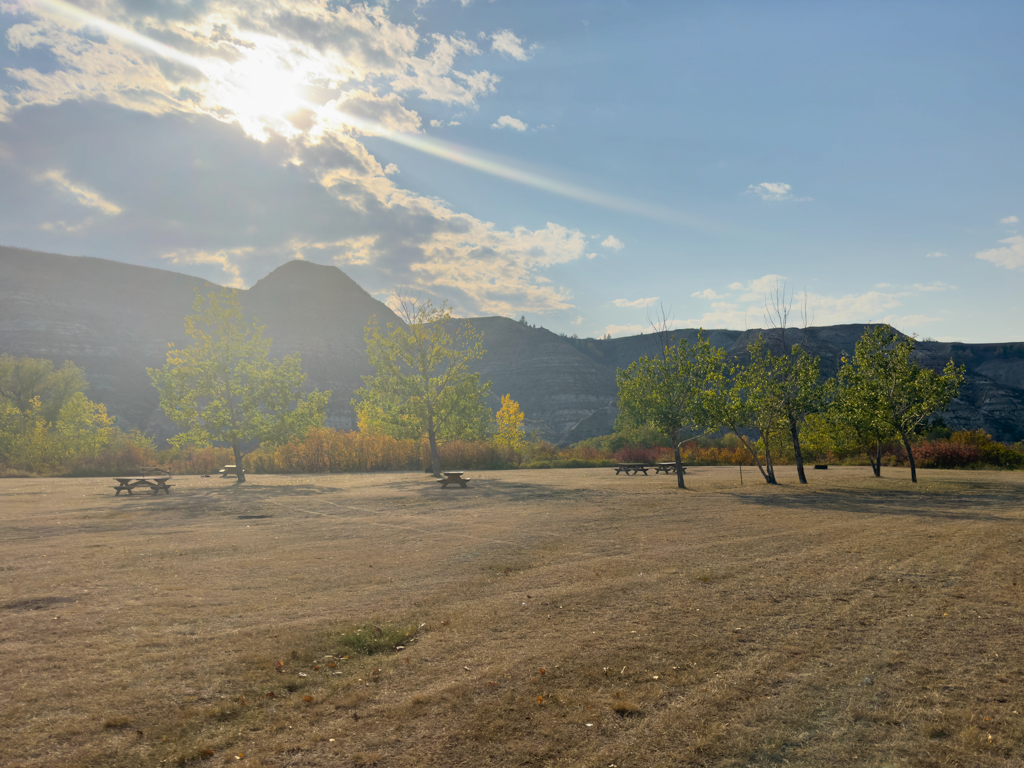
[3,4,497,140]
[911,281,956,292]
[613,297,659,308]
[690,288,727,300]
[746,182,811,202]
[491,30,538,61]
[924,252,946,259]
[1000,215,1019,225]
[39,170,121,215]
[162,247,250,288]
[429,119,442,127]
[729,274,788,302]
[571,315,583,326]
[976,235,1024,271]
[684,274,934,329]
[604,323,646,337]
[492,114,527,131]
[600,235,624,250]
[0,1,579,315]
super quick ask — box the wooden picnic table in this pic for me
[614,463,650,475]
[654,463,687,475]
[437,471,470,488]
[218,465,241,478]
[112,476,173,496]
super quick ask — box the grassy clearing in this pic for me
[1,466,1023,767]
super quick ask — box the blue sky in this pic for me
[1,0,1022,341]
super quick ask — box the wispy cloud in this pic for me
[40,170,121,215]
[1000,215,1019,225]
[728,274,788,302]
[924,251,946,259]
[613,297,659,308]
[684,273,948,331]
[604,323,646,337]
[911,281,956,292]
[491,30,538,61]
[162,247,250,288]
[690,288,727,300]
[746,182,811,202]
[976,235,1024,271]
[492,115,527,131]
[600,235,624,250]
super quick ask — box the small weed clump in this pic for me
[337,622,418,656]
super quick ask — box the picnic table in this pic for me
[614,463,687,476]
[218,465,241,478]
[614,463,650,475]
[437,471,470,488]
[654,463,687,475]
[112,470,173,496]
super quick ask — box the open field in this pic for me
[2,467,1024,767]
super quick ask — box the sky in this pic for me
[1,0,1022,342]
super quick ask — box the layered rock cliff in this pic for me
[3,246,1023,445]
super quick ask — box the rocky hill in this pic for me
[3,246,1023,445]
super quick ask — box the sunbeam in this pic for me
[22,0,697,226]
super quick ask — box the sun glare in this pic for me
[202,39,325,140]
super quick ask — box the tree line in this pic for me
[616,324,966,486]
[2,286,1006,482]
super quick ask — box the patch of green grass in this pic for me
[336,622,418,656]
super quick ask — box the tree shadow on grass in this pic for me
[728,482,1022,524]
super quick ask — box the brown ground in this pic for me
[1,466,1023,768]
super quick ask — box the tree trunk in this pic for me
[232,438,246,483]
[736,432,774,485]
[673,443,686,489]
[426,410,441,477]
[789,412,807,484]
[869,440,882,477]
[901,432,918,483]
[764,437,777,485]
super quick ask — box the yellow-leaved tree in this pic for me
[494,394,525,462]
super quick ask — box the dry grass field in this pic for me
[2,466,1023,768]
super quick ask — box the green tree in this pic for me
[779,345,827,484]
[715,334,789,485]
[0,354,89,426]
[353,298,491,476]
[834,325,965,482]
[149,289,329,482]
[494,394,526,456]
[616,330,726,488]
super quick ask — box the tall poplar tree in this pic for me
[616,330,726,489]
[835,325,964,482]
[149,290,329,482]
[353,299,491,477]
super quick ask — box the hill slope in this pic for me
[3,247,1023,444]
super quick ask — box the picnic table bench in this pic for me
[437,471,469,488]
[614,463,687,476]
[218,465,241,478]
[654,463,687,475]
[614,463,650,475]
[112,471,173,495]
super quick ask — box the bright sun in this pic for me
[203,38,323,140]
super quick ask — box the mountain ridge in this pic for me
[3,246,1023,444]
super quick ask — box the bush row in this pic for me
[3,425,1021,477]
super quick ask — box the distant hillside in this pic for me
[3,246,1024,445]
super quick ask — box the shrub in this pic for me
[335,623,418,656]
